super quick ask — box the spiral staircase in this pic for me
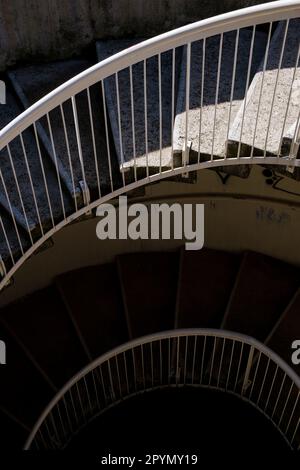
[0,0,299,453]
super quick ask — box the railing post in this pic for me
[242,345,254,395]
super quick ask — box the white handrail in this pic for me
[24,328,300,450]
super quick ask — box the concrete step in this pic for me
[227,19,300,158]
[0,286,87,388]
[221,251,300,341]
[0,89,72,237]
[8,59,120,204]
[0,322,53,428]
[96,40,183,176]
[175,248,241,328]
[56,264,128,359]
[266,287,300,375]
[117,252,179,338]
[173,29,268,177]
[0,409,28,449]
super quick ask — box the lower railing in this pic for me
[24,329,300,450]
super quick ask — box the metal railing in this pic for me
[24,329,300,450]
[0,1,299,290]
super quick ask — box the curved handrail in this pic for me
[0,0,299,150]
[24,328,300,450]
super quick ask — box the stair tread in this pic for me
[228,19,300,156]
[174,29,267,161]
[0,286,87,388]
[97,39,182,171]
[8,59,118,200]
[117,252,179,338]
[0,89,72,235]
[267,287,300,374]
[222,251,300,341]
[56,264,128,359]
[176,248,241,328]
[0,323,53,427]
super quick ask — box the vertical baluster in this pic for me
[176,336,180,385]
[0,169,24,255]
[132,348,137,392]
[234,342,244,392]
[191,336,197,385]
[159,339,163,385]
[251,22,272,158]
[123,352,130,395]
[19,133,44,236]
[129,65,137,182]
[171,48,175,170]
[226,340,235,391]
[209,336,217,385]
[115,73,126,186]
[158,53,163,174]
[225,29,240,157]
[271,372,286,420]
[200,336,207,385]
[91,369,101,411]
[6,144,33,245]
[144,59,149,178]
[285,390,299,436]
[217,338,226,388]
[101,81,114,192]
[33,122,55,225]
[71,96,90,204]
[256,356,270,405]
[278,381,294,428]
[277,43,300,159]
[264,364,278,411]
[115,354,122,398]
[83,376,92,413]
[75,381,85,422]
[291,414,300,448]
[198,38,206,163]
[46,113,66,218]
[183,43,191,168]
[107,359,116,400]
[87,87,101,198]
[59,105,78,211]
[237,25,256,159]
[264,20,289,157]
[211,33,223,160]
[183,336,188,384]
[141,344,146,389]
[150,342,154,387]
[0,215,15,265]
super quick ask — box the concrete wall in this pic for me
[0,0,271,71]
